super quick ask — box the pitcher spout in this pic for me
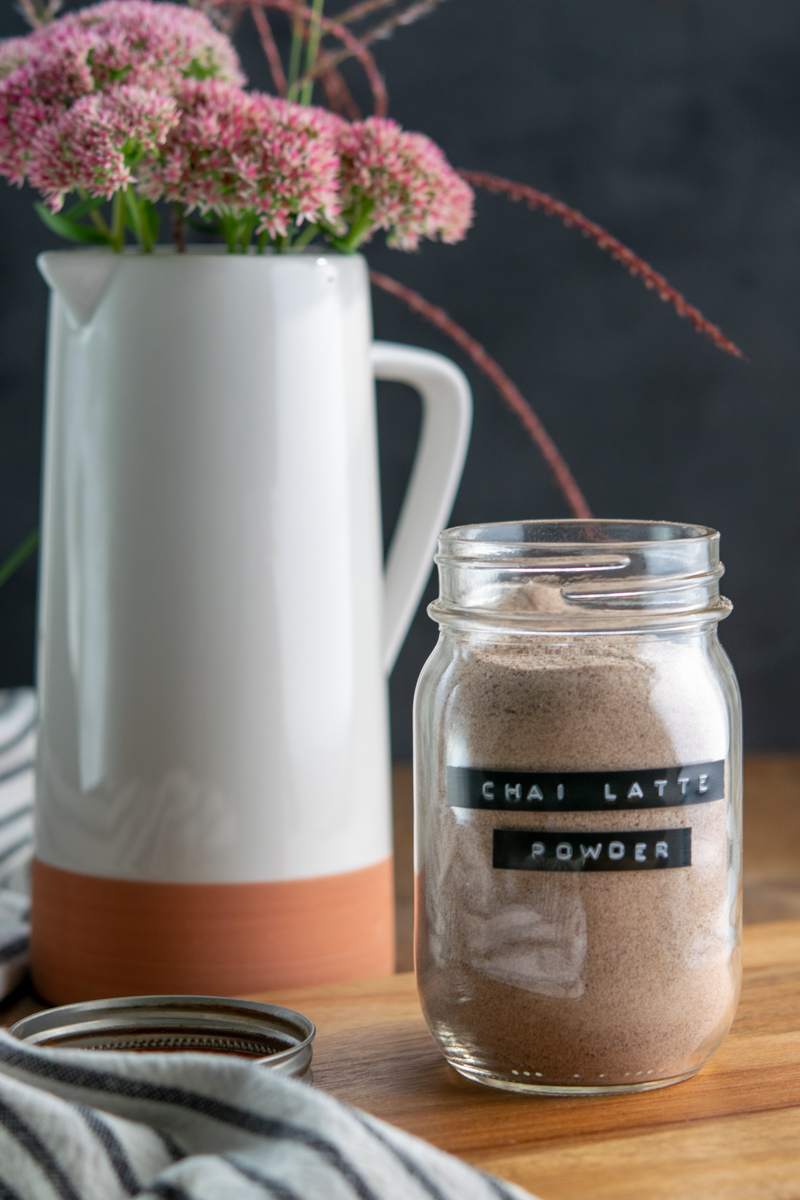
[37,250,119,330]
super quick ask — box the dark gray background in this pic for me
[0,0,797,759]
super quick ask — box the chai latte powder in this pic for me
[415,632,740,1089]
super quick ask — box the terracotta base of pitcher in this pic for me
[31,856,395,1004]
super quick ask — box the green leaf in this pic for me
[63,195,107,221]
[35,202,110,245]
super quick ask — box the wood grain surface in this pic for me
[259,920,800,1200]
[741,753,800,924]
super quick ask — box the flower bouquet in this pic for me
[0,0,741,519]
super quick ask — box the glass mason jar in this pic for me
[414,520,742,1095]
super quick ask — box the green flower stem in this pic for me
[299,0,325,105]
[124,189,159,252]
[78,188,109,235]
[329,201,375,253]
[89,208,109,235]
[239,213,257,251]
[140,197,158,252]
[220,212,257,252]
[110,190,125,252]
[291,222,320,250]
[220,215,239,253]
[124,187,147,251]
[0,530,39,590]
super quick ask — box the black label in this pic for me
[447,762,723,812]
[493,827,691,872]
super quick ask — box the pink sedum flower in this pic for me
[0,0,243,185]
[66,0,244,91]
[139,80,341,238]
[27,84,177,210]
[337,117,474,249]
[0,37,33,80]
[0,25,94,182]
[0,4,473,257]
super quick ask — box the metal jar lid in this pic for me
[10,995,315,1082]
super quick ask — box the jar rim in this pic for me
[432,518,730,631]
[440,519,717,554]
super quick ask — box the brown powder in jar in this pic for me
[416,632,740,1089]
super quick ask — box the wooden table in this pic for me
[4,755,800,1198]
[261,921,800,1200]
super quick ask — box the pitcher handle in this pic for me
[371,340,473,673]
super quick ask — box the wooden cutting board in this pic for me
[254,919,800,1200]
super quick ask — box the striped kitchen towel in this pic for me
[0,1029,537,1200]
[0,689,36,999]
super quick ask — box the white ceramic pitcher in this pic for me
[31,248,471,1003]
